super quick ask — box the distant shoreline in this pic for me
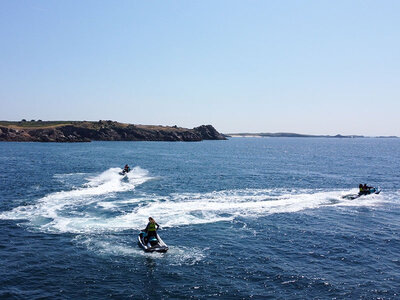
[226,133,398,138]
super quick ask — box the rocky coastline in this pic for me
[0,121,227,142]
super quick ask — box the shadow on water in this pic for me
[142,256,167,299]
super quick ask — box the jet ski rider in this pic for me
[145,217,159,242]
[359,183,371,195]
[123,164,130,174]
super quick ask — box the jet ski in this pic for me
[119,168,130,176]
[138,231,168,253]
[342,187,381,200]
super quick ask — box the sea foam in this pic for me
[0,167,391,235]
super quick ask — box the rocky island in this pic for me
[0,120,227,142]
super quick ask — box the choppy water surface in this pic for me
[0,138,399,299]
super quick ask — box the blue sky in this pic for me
[1,1,399,135]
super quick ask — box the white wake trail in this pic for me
[0,183,390,234]
[0,167,152,231]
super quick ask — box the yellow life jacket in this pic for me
[148,222,156,231]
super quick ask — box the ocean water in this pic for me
[0,138,399,299]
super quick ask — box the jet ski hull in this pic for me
[138,231,168,253]
[342,187,381,200]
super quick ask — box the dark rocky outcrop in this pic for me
[193,125,227,140]
[0,121,226,142]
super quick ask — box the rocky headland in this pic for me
[0,120,227,142]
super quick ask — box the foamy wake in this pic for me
[0,180,390,235]
[1,174,395,260]
[117,189,390,229]
[0,167,151,232]
[73,234,205,265]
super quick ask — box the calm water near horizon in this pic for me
[1,138,399,299]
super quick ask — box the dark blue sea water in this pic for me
[1,138,399,299]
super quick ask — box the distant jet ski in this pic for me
[138,231,168,253]
[342,187,381,200]
[119,165,131,176]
